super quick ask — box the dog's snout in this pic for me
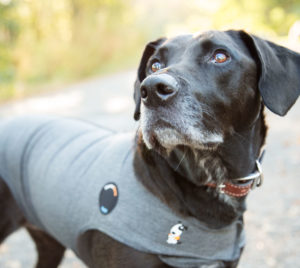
[140,74,178,104]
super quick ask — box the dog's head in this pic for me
[134,30,300,152]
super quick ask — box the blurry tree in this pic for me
[0,0,18,99]
[213,0,300,36]
[1,0,149,101]
[13,0,144,84]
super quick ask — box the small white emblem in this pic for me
[166,222,187,244]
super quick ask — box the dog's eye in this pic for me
[211,51,230,64]
[151,61,162,72]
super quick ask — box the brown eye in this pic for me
[212,51,229,64]
[151,61,162,72]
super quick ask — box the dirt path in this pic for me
[0,70,299,267]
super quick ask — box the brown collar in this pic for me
[206,159,264,197]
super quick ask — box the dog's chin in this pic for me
[141,127,223,155]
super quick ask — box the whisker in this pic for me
[175,149,187,171]
[230,129,250,146]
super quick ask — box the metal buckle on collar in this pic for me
[234,159,264,190]
[253,160,263,189]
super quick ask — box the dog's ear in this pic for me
[134,37,166,120]
[238,30,300,116]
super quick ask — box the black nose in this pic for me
[140,74,178,105]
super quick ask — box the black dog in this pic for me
[0,30,299,268]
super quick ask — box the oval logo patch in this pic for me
[99,183,119,215]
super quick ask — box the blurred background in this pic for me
[0,1,300,268]
[1,0,300,102]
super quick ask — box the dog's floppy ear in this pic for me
[134,37,166,120]
[239,30,300,116]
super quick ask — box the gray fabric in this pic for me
[0,116,245,267]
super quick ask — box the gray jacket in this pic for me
[0,116,245,267]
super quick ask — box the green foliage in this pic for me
[0,0,151,101]
[0,1,18,100]
[0,0,299,102]
[213,0,300,36]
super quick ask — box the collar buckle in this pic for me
[233,159,264,189]
[252,160,263,189]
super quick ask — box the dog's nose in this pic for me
[140,74,178,104]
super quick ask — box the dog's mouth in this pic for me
[141,124,223,154]
[140,104,224,153]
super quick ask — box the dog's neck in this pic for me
[134,109,267,229]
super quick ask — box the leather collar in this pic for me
[206,151,265,197]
